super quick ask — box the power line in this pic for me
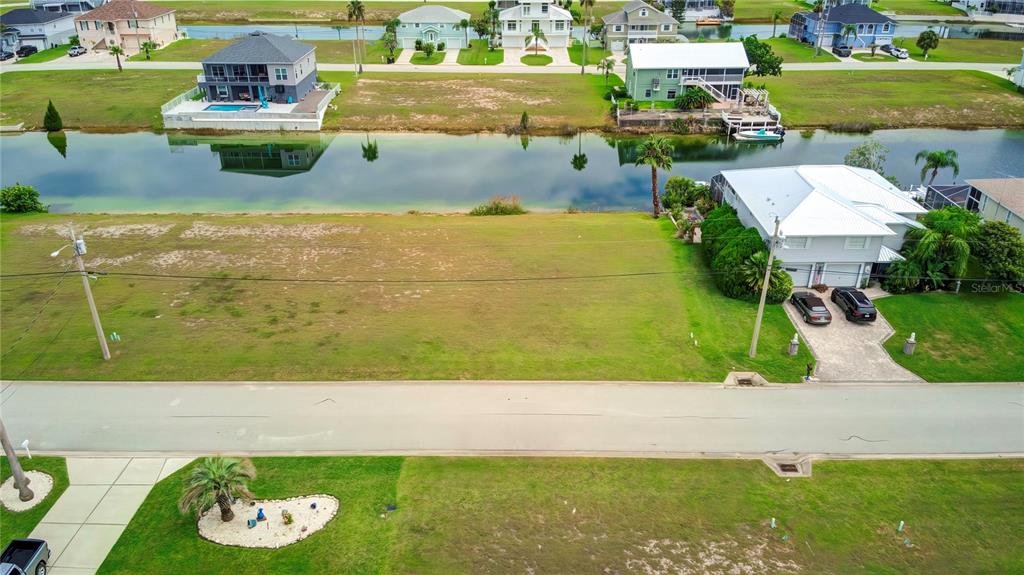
[0,262,74,359]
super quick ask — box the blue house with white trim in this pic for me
[789,4,896,48]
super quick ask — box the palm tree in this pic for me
[382,31,399,61]
[571,132,587,171]
[812,0,825,13]
[841,23,857,45]
[771,8,783,38]
[904,206,979,279]
[109,45,124,71]
[525,27,546,56]
[383,17,401,34]
[361,134,379,162]
[347,0,366,73]
[178,457,256,523]
[914,148,959,185]
[458,18,470,48]
[739,251,788,292]
[597,57,615,85]
[140,41,156,60]
[675,86,716,110]
[579,0,595,74]
[330,25,346,41]
[633,135,674,217]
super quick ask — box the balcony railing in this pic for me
[197,73,270,83]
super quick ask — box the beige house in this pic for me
[602,1,679,52]
[74,0,177,54]
[965,178,1024,234]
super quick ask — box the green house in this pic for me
[625,42,749,104]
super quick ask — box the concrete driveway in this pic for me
[786,289,923,383]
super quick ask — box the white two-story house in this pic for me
[710,165,927,288]
[499,0,572,49]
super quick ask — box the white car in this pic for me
[67,45,88,57]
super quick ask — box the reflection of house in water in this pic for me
[166,134,334,177]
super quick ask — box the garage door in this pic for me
[401,37,416,49]
[822,263,861,287]
[611,40,624,51]
[782,264,812,288]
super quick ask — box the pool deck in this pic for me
[161,87,338,132]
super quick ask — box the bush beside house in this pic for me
[700,205,792,303]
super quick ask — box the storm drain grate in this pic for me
[778,463,799,473]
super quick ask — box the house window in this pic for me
[507,21,517,31]
[857,24,864,32]
[286,153,302,166]
[644,88,652,98]
[523,5,530,14]
[216,85,229,98]
[542,3,548,12]
[640,8,648,15]
[661,23,671,31]
[786,237,809,249]
[845,237,868,249]
[415,23,420,27]
[532,20,540,31]
[94,20,100,30]
[80,21,88,30]
[555,20,565,31]
[614,24,623,32]
[274,67,288,81]
[882,23,890,32]
[666,68,679,79]
[666,89,677,99]
[401,24,407,28]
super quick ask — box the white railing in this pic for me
[314,82,340,116]
[161,86,202,113]
[681,76,729,102]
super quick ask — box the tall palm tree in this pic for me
[178,457,256,523]
[458,18,470,48]
[383,17,401,34]
[597,57,615,85]
[525,27,546,56]
[331,25,346,41]
[571,132,587,171]
[905,206,979,279]
[579,0,595,74]
[347,0,366,73]
[840,24,857,45]
[771,8,783,38]
[914,148,959,185]
[633,135,674,217]
[109,45,124,71]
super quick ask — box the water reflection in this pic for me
[166,134,333,177]
[360,134,379,163]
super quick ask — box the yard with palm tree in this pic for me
[457,40,503,65]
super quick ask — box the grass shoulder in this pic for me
[903,38,1024,63]
[764,37,839,63]
[410,51,445,65]
[872,0,966,15]
[521,54,553,66]
[457,40,503,65]
[14,44,70,64]
[127,38,400,64]
[568,40,611,66]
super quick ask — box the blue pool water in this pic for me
[204,104,260,112]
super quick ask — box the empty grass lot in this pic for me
[100,457,1024,574]
[0,213,809,382]
[872,0,966,15]
[732,0,804,23]
[128,38,400,64]
[457,40,503,65]
[13,44,70,64]
[568,40,612,66]
[0,70,197,131]
[764,37,839,63]
[0,457,69,549]
[903,38,1024,63]
[760,70,1024,129]
[320,71,620,132]
[876,291,1024,382]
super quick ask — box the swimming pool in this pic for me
[204,104,261,112]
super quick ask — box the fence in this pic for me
[160,87,202,114]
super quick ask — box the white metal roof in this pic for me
[399,5,470,23]
[878,245,906,262]
[627,42,749,70]
[499,3,571,21]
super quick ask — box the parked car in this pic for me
[831,288,877,322]
[67,45,88,57]
[891,47,909,59]
[880,43,894,54]
[0,51,14,61]
[831,44,852,57]
[1,539,50,575]
[15,45,38,58]
[790,292,832,325]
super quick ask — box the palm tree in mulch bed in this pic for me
[178,457,256,522]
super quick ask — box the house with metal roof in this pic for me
[498,0,572,49]
[788,4,896,48]
[601,1,679,52]
[73,0,177,54]
[198,32,317,105]
[624,42,749,104]
[1,8,76,51]
[396,5,472,50]
[710,165,927,288]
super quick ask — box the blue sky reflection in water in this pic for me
[1,129,1022,213]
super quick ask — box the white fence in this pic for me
[160,86,202,114]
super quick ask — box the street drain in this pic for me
[737,378,754,386]
[778,463,799,473]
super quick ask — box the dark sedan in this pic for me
[790,292,832,325]
[831,288,877,322]
[15,45,38,57]
[0,51,14,61]
[831,44,852,57]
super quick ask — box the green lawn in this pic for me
[1,456,69,548]
[902,38,1024,63]
[14,44,70,64]
[852,51,898,62]
[732,0,804,23]
[761,70,1024,129]
[321,71,621,132]
[457,39,503,65]
[872,0,966,15]
[128,38,401,64]
[410,51,445,65]
[521,54,553,66]
[876,291,1024,382]
[764,37,839,63]
[101,457,1024,574]
[1,213,809,382]
[568,40,612,66]
[0,70,197,131]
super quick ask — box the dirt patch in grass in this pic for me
[625,535,802,574]
[179,221,363,240]
[20,222,175,238]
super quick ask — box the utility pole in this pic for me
[0,418,33,502]
[68,227,111,361]
[749,217,781,359]
[813,0,833,58]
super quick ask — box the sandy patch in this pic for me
[197,494,339,549]
[19,223,174,238]
[86,253,140,268]
[622,537,802,575]
[180,222,362,240]
[0,471,54,512]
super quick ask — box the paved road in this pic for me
[2,381,1021,457]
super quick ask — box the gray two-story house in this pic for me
[199,32,317,105]
[602,1,679,51]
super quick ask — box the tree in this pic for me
[674,86,716,110]
[904,206,979,280]
[140,40,156,60]
[914,148,959,185]
[472,18,491,47]
[579,0,595,74]
[841,23,857,45]
[422,41,436,59]
[671,0,685,23]
[974,220,1024,283]
[109,45,124,71]
[571,132,588,171]
[634,135,674,218]
[662,176,708,210]
[458,18,470,47]
[771,8,783,38]
[361,134,379,162]
[869,40,878,56]
[739,250,793,303]
[69,34,80,46]
[382,31,399,60]
[178,457,256,523]
[742,35,783,77]
[43,100,63,132]
[2,184,47,213]
[597,57,615,85]
[719,0,735,18]
[484,2,500,49]
[47,130,67,158]
[525,26,547,56]
[383,17,401,34]
[843,137,888,174]
[519,110,530,132]
[0,420,33,502]
[347,0,366,73]
[916,29,939,59]
[330,24,346,41]
[812,0,824,13]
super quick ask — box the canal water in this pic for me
[1,130,1021,213]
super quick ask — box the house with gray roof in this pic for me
[1,8,76,51]
[198,32,317,105]
[602,1,679,51]
[396,5,471,50]
[789,4,896,48]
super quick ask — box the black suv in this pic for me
[831,288,877,322]
[15,45,38,57]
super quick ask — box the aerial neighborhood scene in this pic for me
[1,0,1023,571]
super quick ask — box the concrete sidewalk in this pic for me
[29,457,191,575]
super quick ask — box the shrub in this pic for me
[974,220,1024,283]
[1,184,47,213]
[44,100,63,132]
[699,204,742,262]
[670,118,689,134]
[661,176,709,210]
[415,39,423,51]
[469,195,526,216]
[437,41,446,51]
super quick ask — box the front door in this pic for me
[811,263,825,287]
[425,31,437,43]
